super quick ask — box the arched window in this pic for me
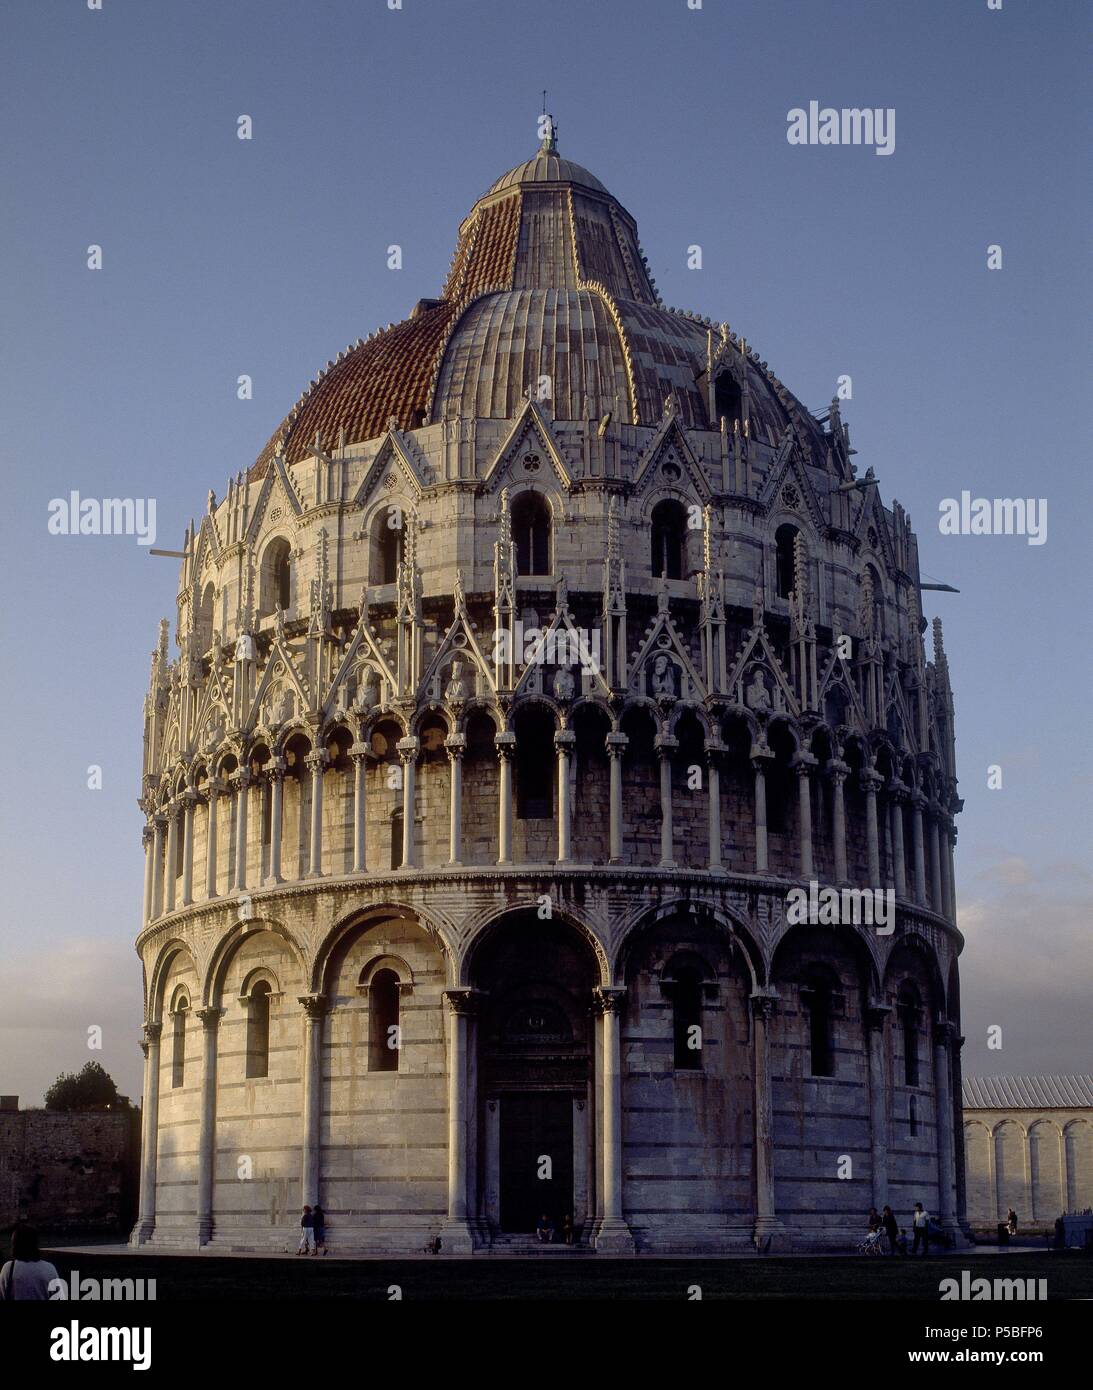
[197,582,215,652]
[775,524,800,600]
[651,499,686,579]
[512,492,551,576]
[369,968,401,1072]
[390,808,404,871]
[516,707,554,819]
[245,981,272,1079]
[377,514,403,584]
[171,996,189,1089]
[260,538,292,616]
[668,963,704,1071]
[801,971,835,1078]
[714,373,742,429]
[898,982,922,1086]
[866,564,885,637]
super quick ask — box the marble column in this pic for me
[938,817,952,921]
[445,736,465,865]
[204,779,222,900]
[705,742,725,873]
[163,802,179,913]
[555,729,575,863]
[933,1020,958,1228]
[751,991,784,1247]
[132,1021,162,1244]
[393,738,417,869]
[232,769,250,893]
[928,810,943,914]
[305,751,326,877]
[196,1006,222,1245]
[495,732,515,865]
[911,793,927,905]
[180,790,196,907]
[655,735,677,868]
[752,752,772,874]
[151,814,166,920]
[947,829,958,922]
[265,760,285,885]
[889,784,907,900]
[865,1004,891,1213]
[593,987,633,1251]
[299,994,327,1208]
[441,989,478,1252]
[343,745,365,874]
[829,760,848,883]
[863,771,882,884]
[141,825,155,926]
[606,732,627,864]
[795,755,816,879]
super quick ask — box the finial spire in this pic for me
[538,96,558,154]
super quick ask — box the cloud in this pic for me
[957,855,1093,1078]
[0,935,145,1106]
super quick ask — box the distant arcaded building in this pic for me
[963,1076,1093,1234]
[133,124,966,1254]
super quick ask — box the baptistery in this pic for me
[133,125,967,1253]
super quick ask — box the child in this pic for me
[895,1228,909,1257]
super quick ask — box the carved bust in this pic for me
[445,658,467,703]
[745,668,771,712]
[651,653,676,698]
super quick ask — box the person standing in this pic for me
[1007,1207,1018,1237]
[297,1205,315,1255]
[881,1204,899,1255]
[312,1203,327,1256]
[911,1201,931,1256]
[0,1223,61,1300]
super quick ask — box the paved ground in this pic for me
[36,1245,1092,1300]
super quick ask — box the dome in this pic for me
[251,129,821,476]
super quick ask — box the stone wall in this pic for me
[0,1107,138,1233]
[963,1107,1093,1234]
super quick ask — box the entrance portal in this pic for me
[500,1093,574,1233]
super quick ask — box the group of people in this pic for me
[297,1204,328,1255]
[535,1213,576,1244]
[866,1202,936,1255]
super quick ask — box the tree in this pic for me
[44,1061,122,1112]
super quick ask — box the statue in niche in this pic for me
[651,653,676,698]
[445,658,468,703]
[204,715,226,751]
[354,665,380,712]
[745,668,772,712]
[552,666,575,702]
[235,632,256,663]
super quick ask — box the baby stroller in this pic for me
[856,1228,886,1255]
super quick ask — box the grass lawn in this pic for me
[37,1247,1093,1300]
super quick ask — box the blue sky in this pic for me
[1,0,1089,1103]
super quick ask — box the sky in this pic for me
[0,0,1089,1105]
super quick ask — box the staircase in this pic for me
[484,1233,594,1257]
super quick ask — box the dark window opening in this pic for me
[715,373,742,428]
[775,524,799,600]
[369,969,401,1072]
[512,492,551,576]
[670,967,704,1071]
[802,981,834,1078]
[379,523,402,585]
[390,809,403,870]
[516,712,554,819]
[171,1000,189,1089]
[651,499,686,580]
[898,984,922,1087]
[246,981,271,1079]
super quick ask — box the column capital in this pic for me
[205,776,227,798]
[605,731,628,756]
[141,824,155,848]
[887,779,908,803]
[444,987,484,1017]
[703,738,726,761]
[444,734,467,757]
[933,1017,956,1048]
[196,1006,223,1031]
[653,734,678,756]
[827,758,849,782]
[230,767,251,790]
[298,993,329,1020]
[864,1001,892,1032]
[395,736,420,762]
[860,769,884,793]
[749,989,778,1021]
[304,749,328,772]
[592,985,626,1015]
[179,786,198,807]
[494,731,516,758]
[141,1021,163,1052]
[554,729,576,750]
[793,752,818,774]
[267,757,287,780]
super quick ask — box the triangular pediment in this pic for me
[246,456,304,542]
[419,580,498,704]
[632,408,712,503]
[247,638,311,733]
[757,427,826,534]
[512,600,610,700]
[816,649,868,736]
[852,485,897,577]
[320,614,399,723]
[352,426,432,508]
[481,399,573,494]
[726,623,800,718]
[628,601,707,703]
